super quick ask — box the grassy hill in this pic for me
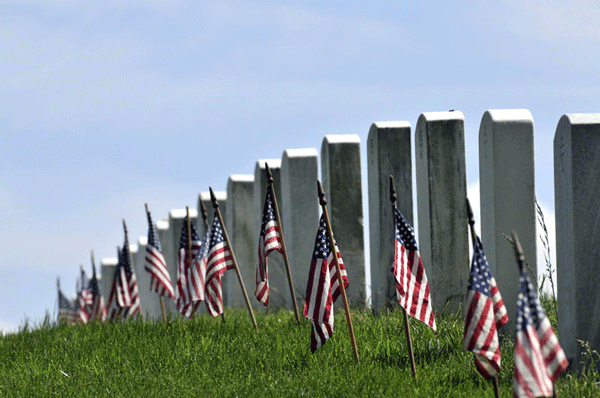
[1,304,598,397]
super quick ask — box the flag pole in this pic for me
[390,175,418,381]
[317,180,359,362]
[265,163,301,327]
[145,203,168,322]
[466,199,500,398]
[123,219,142,321]
[210,187,258,331]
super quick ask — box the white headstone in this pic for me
[479,109,537,328]
[225,175,257,309]
[100,257,118,304]
[367,122,413,309]
[321,134,367,306]
[416,111,469,313]
[280,148,320,309]
[197,191,227,238]
[555,113,600,370]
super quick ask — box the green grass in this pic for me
[1,304,598,397]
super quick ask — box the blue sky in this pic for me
[1,1,598,333]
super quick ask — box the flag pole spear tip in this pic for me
[209,187,219,208]
[466,198,474,226]
[389,175,397,204]
[317,180,327,206]
[265,162,273,184]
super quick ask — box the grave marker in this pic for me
[415,111,469,313]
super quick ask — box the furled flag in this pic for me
[513,261,568,397]
[255,189,284,306]
[57,278,77,324]
[107,229,141,320]
[303,213,349,353]
[205,214,235,317]
[77,267,92,323]
[464,236,508,378]
[392,207,436,331]
[85,262,107,322]
[144,210,175,299]
[176,217,203,317]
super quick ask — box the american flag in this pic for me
[85,262,107,322]
[255,189,284,306]
[176,217,204,317]
[106,228,141,320]
[513,262,568,397]
[205,214,235,317]
[144,209,175,299]
[464,236,508,378]
[392,207,436,331]
[57,280,77,324]
[303,213,349,353]
[77,268,92,323]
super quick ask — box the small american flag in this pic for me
[464,236,508,378]
[176,217,203,317]
[107,227,141,320]
[144,210,175,299]
[57,281,77,324]
[303,214,348,352]
[513,262,568,397]
[205,214,235,317]
[392,207,436,331]
[255,189,283,306]
[77,268,92,323]
[86,263,107,322]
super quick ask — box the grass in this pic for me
[1,303,598,397]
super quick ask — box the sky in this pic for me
[1,1,598,334]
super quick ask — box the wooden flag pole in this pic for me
[265,163,302,327]
[317,180,359,362]
[466,199,500,398]
[390,175,418,381]
[210,187,258,331]
[123,220,143,320]
[145,203,168,322]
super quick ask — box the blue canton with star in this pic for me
[468,237,492,297]
[147,212,162,252]
[313,214,333,259]
[119,230,134,275]
[261,190,277,231]
[516,266,545,333]
[209,215,226,248]
[394,207,418,251]
[179,216,201,250]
